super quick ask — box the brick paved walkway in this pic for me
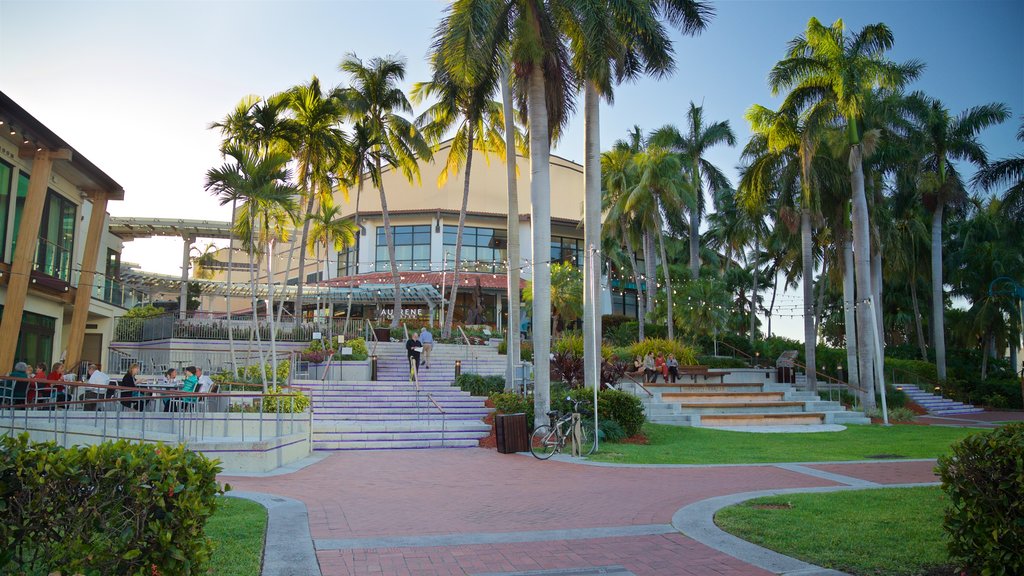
[222,449,940,575]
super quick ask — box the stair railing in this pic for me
[425,392,446,447]
[457,326,474,375]
[364,319,379,358]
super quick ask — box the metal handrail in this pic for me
[457,325,473,374]
[425,393,445,414]
[619,370,654,397]
[364,319,379,357]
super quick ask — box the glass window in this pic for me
[33,190,76,282]
[375,225,431,272]
[337,237,359,277]
[443,225,507,273]
[550,235,582,266]
[0,161,10,262]
[11,173,28,255]
[611,290,639,319]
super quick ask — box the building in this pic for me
[220,140,638,328]
[0,92,136,373]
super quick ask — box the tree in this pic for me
[205,144,298,391]
[338,53,433,328]
[282,77,348,324]
[770,17,923,403]
[413,42,510,338]
[905,92,1009,379]
[650,103,735,279]
[973,116,1024,223]
[306,202,358,320]
[523,262,582,336]
[602,143,647,341]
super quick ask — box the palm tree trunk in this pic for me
[267,239,278,389]
[842,231,860,388]
[801,208,818,392]
[247,209,267,391]
[227,199,238,375]
[689,165,702,278]
[501,62,520,392]
[910,278,928,360]
[851,144,877,409]
[444,125,474,339]
[376,156,403,328]
[930,203,947,380]
[656,217,674,341]
[583,82,602,390]
[643,231,657,318]
[624,228,645,341]
[814,258,827,337]
[527,67,552,428]
[768,268,778,337]
[749,237,759,343]
[871,246,884,371]
[981,333,989,381]
[294,191,317,325]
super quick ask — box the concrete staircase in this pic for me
[898,384,985,415]
[619,373,869,427]
[372,342,507,383]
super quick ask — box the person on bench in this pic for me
[666,354,679,383]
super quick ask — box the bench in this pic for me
[676,366,731,384]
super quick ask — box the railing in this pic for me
[33,237,72,283]
[113,313,353,343]
[457,325,476,375]
[94,277,146,309]
[0,377,309,446]
[364,319,379,358]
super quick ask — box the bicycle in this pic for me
[530,397,596,459]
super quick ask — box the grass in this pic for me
[206,496,267,576]
[715,486,952,575]
[591,423,984,464]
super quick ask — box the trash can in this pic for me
[495,412,529,454]
[373,328,391,343]
[776,366,794,384]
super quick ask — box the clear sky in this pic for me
[1,0,1021,339]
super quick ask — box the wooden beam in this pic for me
[0,149,65,371]
[64,191,109,370]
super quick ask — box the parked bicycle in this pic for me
[530,397,596,459]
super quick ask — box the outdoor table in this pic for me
[136,381,180,412]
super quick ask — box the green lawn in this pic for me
[591,423,984,464]
[715,487,952,575]
[206,496,267,576]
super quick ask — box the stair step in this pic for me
[700,412,826,426]
[313,439,481,450]
[662,392,784,402]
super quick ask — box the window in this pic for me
[337,237,359,277]
[375,225,430,272]
[611,290,639,319]
[443,225,506,273]
[103,249,122,304]
[0,161,11,261]
[550,236,582,266]
[34,191,76,281]
[10,172,28,255]
[0,305,56,365]
[306,271,322,283]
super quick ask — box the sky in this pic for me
[1,0,1022,340]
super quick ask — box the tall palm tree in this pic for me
[283,77,348,324]
[500,62,522,390]
[206,144,298,391]
[770,17,922,399]
[904,93,1009,379]
[602,144,647,340]
[561,0,712,393]
[413,44,510,338]
[974,117,1024,223]
[434,0,575,427]
[338,53,433,328]
[307,203,358,322]
[650,104,735,279]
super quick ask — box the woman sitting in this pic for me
[119,363,144,410]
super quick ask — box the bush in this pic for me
[606,322,667,346]
[865,406,917,422]
[456,373,505,396]
[236,360,291,384]
[596,388,646,437]
[261,385,310,413]
[551,351,584,387]
[490,392,533,428]
[497,339,534,362]
[937,423,1024,576]
[628,339,698,366]
[696,355,750,369]
[0,434,225,575]
[123,304,166,319]
[334,337,369,361]
[598,419,627,443]
[882,385,907,409]
[551,332,613,360]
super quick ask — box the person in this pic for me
[159,368,179,411]
[26,363,47,403]
[654,354,666,384]
[643,352,656,383]
[119,363,143,410]
[47,362,64,383]
[196,367,214,392]
[630,356,644,378]
[7,362,31,405]
[418,328,434,369]
[169,367,199,411]
[666,354,679,383]
[406,333,422,380]
[33,363,46,379]
[84,363,110,411]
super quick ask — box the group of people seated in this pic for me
[5,360,213,411]
[631,352,681,383]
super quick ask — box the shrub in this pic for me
[865,406,917,422]
[551,351,585,387]
[600,360,628,389]
[490,392,533,428]
[596,388,646,437]
[0,434,225,575]
[628,339,698,366]
[606,322,667,346]
[123,304,166,319]
[696,355,750,369]
[937,423,1024,576]
[456,373,505,396]
[334,337,369,361]
[552,332,613,360]
[261,385,310,413]
[598,419,627,443]
[881,385,907,409]
[236,360,291,384]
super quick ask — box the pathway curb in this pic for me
[228,491,322,576]
[671,482,939,576]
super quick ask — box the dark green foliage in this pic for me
[600,360,628,389]
[696,355,750,369]
[0,434,226,575]
[455,373,506,396]
[601,314,634,335]
[551,351,585,387]
[598,419,627,442]
[596,389,646,437]
[605,322,667,346]
[490,392,533,428]
[881,385,907,409]
[937,424,1024,576]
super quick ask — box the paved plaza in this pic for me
[222,448,944,576]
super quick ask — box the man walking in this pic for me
[419,327,434,369]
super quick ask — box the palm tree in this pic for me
[338,53,433,328]
[602,144,647,340]
[206,144,298,391]
[413,41,510,338]
[904,93,1009,379]
[650,104,735,279]
[974,117,1024,223]
[282,77,348,324]
[562,0,712,396]
[433,0,575,427]
[769,17,923,400]
[307,203,358,323]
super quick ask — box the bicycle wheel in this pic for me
[530,425,560,460]
[574,420,596,456]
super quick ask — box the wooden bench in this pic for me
[676,366,731,384]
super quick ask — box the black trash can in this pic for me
[777,366,795,384]
[495,412,529,454]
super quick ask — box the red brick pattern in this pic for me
[805,460,940,485]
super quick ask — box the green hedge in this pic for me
[0,434,226,575]
[937,423,1024,576]
[455,373,506,397]
[489,385,645,439]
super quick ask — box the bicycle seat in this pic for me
[546,410,559,417]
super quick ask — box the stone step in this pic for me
[313,421,490,433]
[648,383,765,394]
[662,392,784,403]
[699,412,826,426]
[314,429,489,441]
[312,413,489,421]
[313,439,481,450]
[677,401,807,415]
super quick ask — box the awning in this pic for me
[108,217,233,241]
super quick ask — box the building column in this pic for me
[0,148,72,372]
[64,190,109,370]
[179,234,193,319]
